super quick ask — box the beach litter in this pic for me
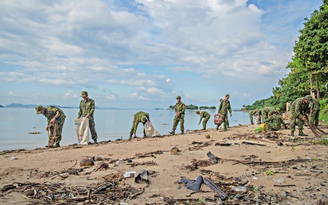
[94,162,109,171]
[135,169,150,184]
[80,156,94,167]
[207,151,218,164]
[180,175,203,191]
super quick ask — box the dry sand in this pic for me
[0,124,327,204]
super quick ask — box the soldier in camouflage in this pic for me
[196,110,211,130]
[35,105,66,147]
[130,111,150,139]
[307,95,320,128]
[290,97,310,136]
[169,96,186,135]
[260,107,275,121]
[216,94,232,131]
[77,91,98,144]
[263,110,287,131]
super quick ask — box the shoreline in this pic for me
[0,124,327,204]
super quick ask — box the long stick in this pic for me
[305,120,320,137]
[315,127,327,135]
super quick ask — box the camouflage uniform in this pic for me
[264,113,286,131]
[261,107,275,121]
[130,111,150,139]
[290,97,309,136]
[197,111,211,130]
[78,93,97,142]
[36,105,66,147]
[309,98,320,127]
[216,97,232,131]
[171,97,186,134]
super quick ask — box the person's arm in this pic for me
[77,101,82,118]
[228,101,232,116]
[50,109,61,123]
[88,100,96,116]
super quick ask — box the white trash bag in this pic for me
[74,117,90,145]
[144,121,161,137]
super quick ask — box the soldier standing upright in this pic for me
[216,94,232,131]
[169,96,186,135]
[77,91,98,144]
[290,97,310,136]
[35,105,66,147]
[196,110,211,130]
[129,111,150,139]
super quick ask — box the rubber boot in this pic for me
[216,125,219,130]
[181,131,184,135]
[169,131,175,135]
[223,124,227,131]
[299,130,308,136]
[93,139,98,144]
[290,131,294,136]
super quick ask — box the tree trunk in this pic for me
[315,77,320,99]
[309,74,314,97]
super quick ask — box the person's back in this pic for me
[264,113,286,131]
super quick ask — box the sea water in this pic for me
[0,108,250,151]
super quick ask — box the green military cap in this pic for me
[81,91,88,97]
[35,105,44,114]
[176,96,181,99]
[305,95,312,100]
[225,94,230,97]
[196,110,200,114]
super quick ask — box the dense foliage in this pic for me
[245,0,328,120]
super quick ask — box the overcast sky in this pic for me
[0,0,323,109]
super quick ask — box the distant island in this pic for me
[168,104,216,110]
[0,105,3,108]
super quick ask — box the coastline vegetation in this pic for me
[244,1,328,124]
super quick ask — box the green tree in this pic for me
[288,1,328,98]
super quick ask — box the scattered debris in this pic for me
[180,175,203,191]
[207,151,218,164]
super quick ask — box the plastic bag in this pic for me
[214,113,222,125]
[75,118,90,144]
[144,121,161,137]
[254,123,266,133]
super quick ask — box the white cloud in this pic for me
[106,94,116,100]
[0,0,323,108]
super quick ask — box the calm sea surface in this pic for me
[0,108,250,151]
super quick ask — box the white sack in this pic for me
[144,121,161,137]
[74,118,90,145]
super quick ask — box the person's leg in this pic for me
[298,117,307,136]
[180,118,184,134]
[55,117,65,147]
[170,117,179,134]
[290,114,296,136]
[89,118,98,143]
[130,117,138,139]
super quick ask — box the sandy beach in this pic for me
[0,124,327,205]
